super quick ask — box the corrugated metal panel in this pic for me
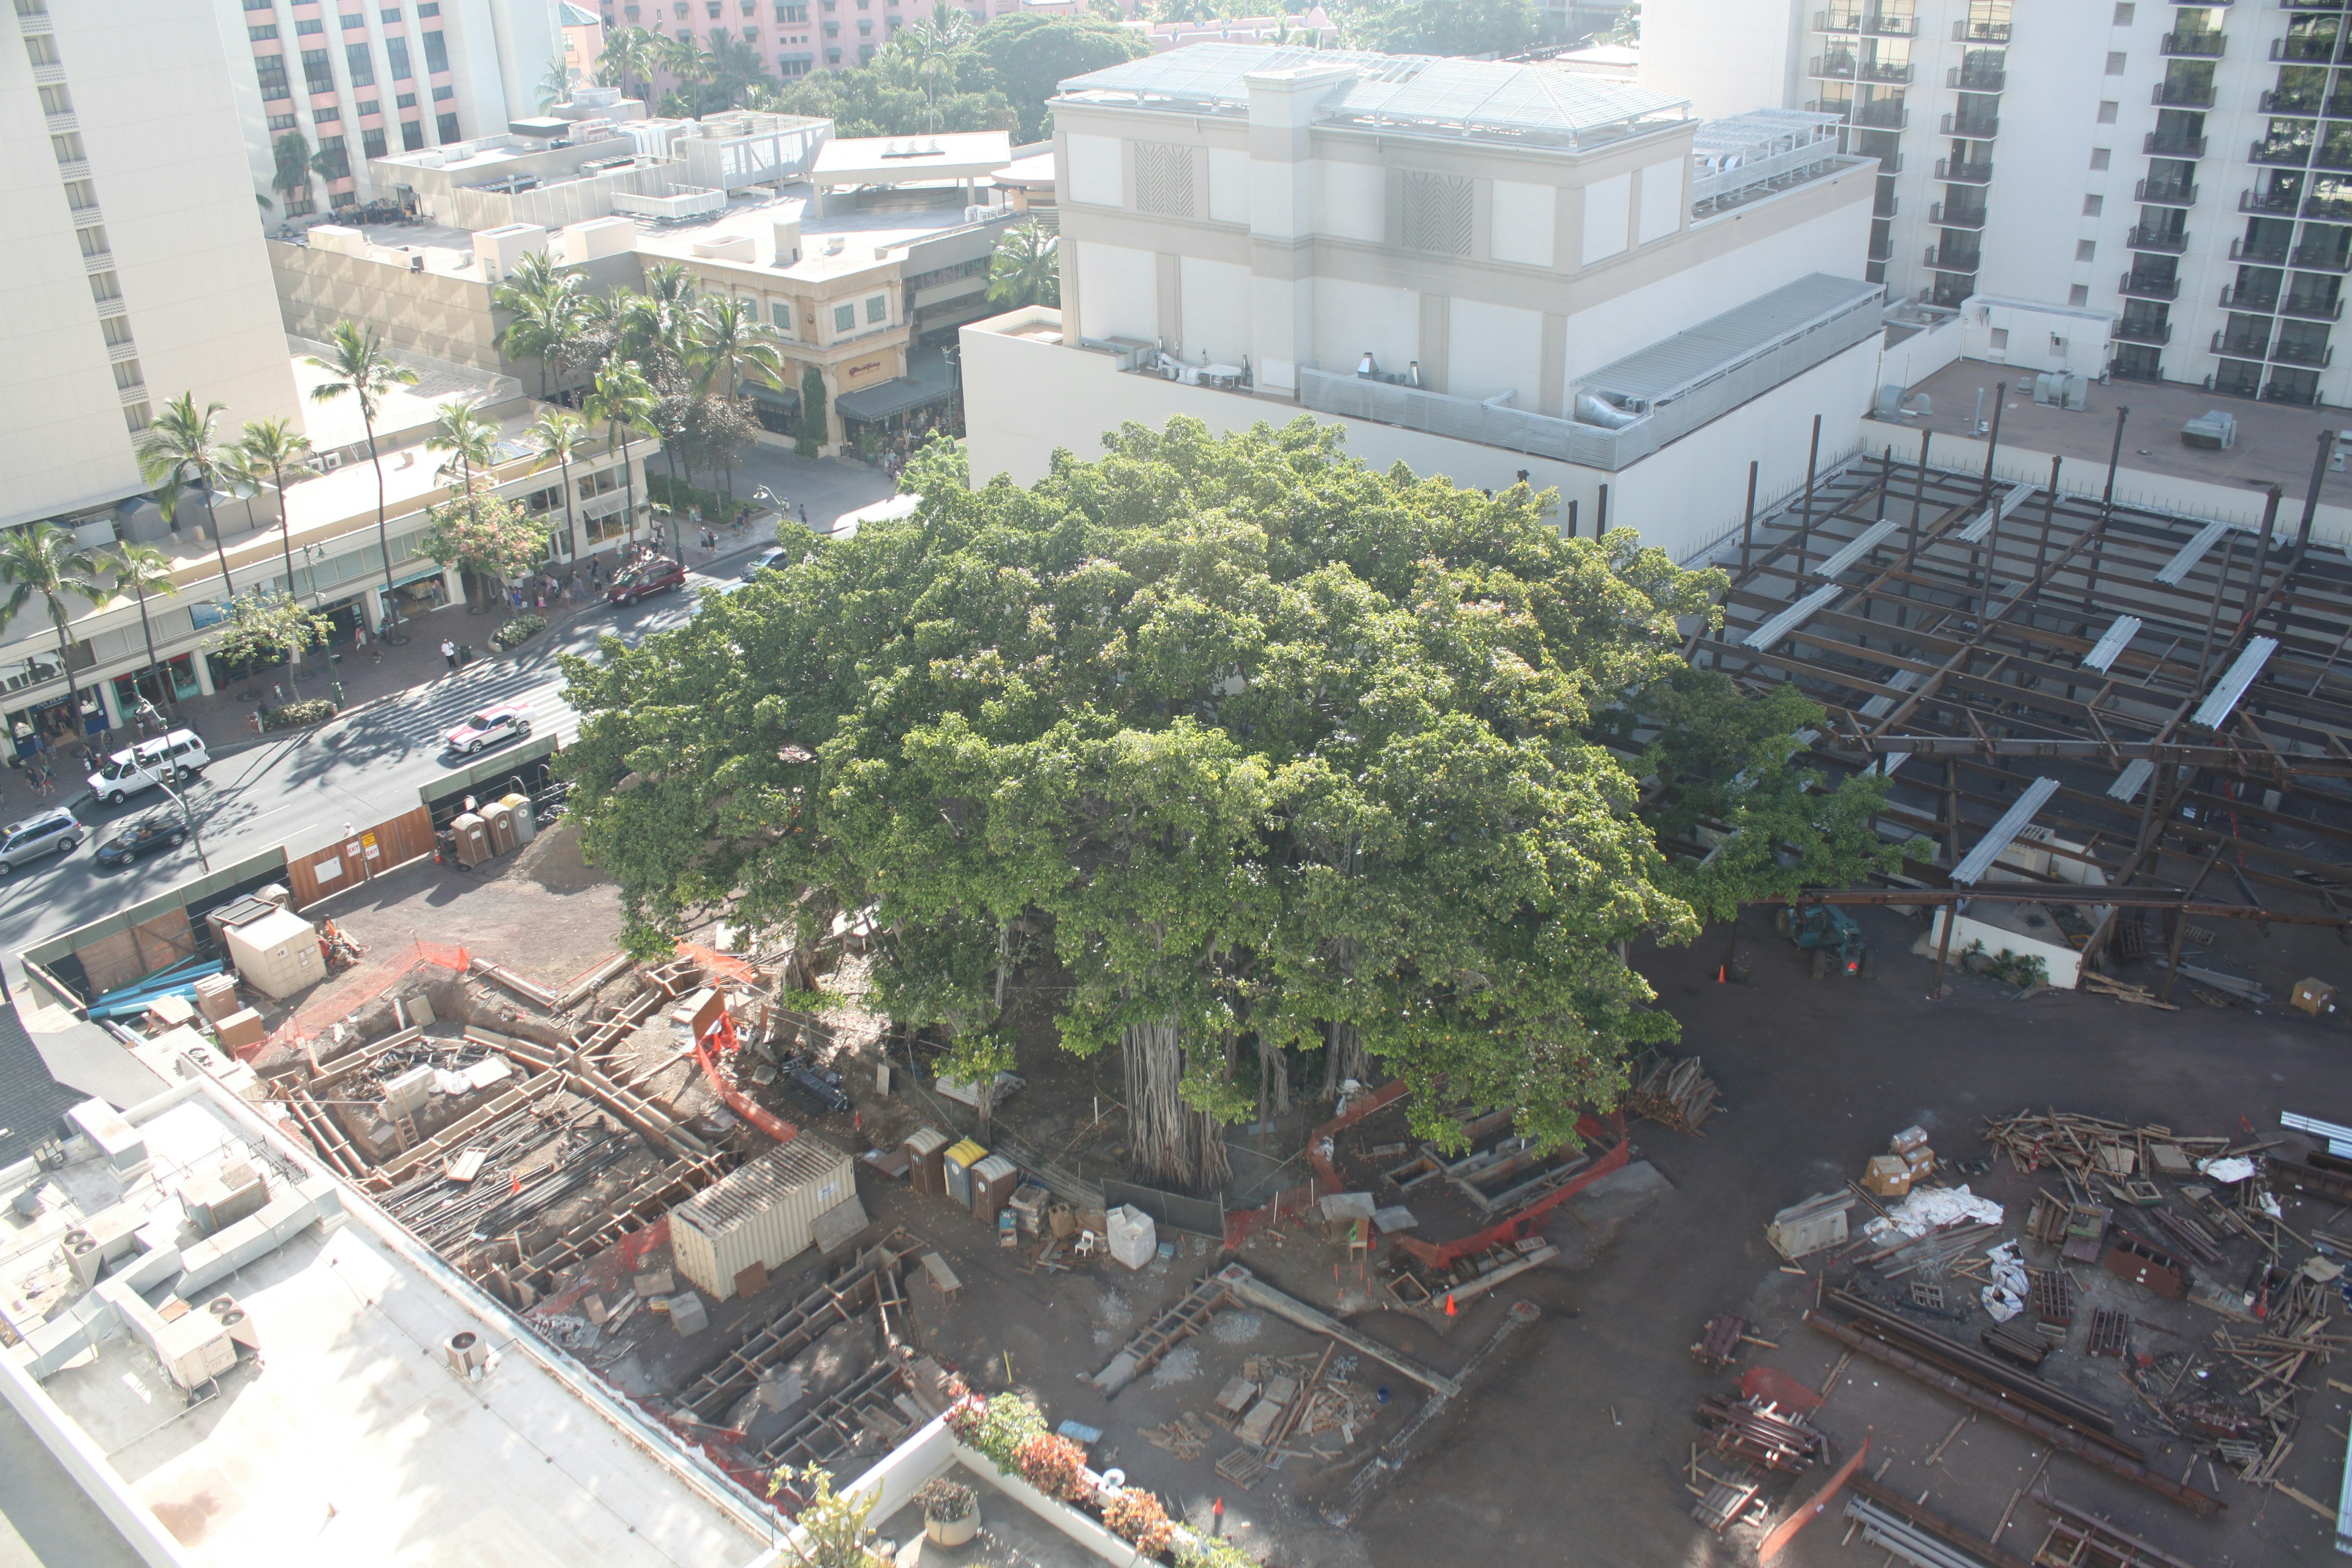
[1574,274,1884,405]
[1953,484,2036,544]
[1859,668,1921,720]
[2107,758,2154,803]
[2283,1110,2352,1156]
[1812,519,1899,579]
[2191,636,2278,729]
[1951,777,2062,885]
[2082,615,2143,674]
[2156,519,2237,586]
[1744,582,1843,650]
[670,1134,854,1299]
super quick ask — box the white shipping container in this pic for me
[671,1134,855,1300]
[222,908,323,1000]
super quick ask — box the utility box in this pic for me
[222,908,322,1000]
[1764,1191,1854,1261]
[2293,977,2339,1017]
[483,801,518,856]
[669,1134,855,1300]
[194,973,241,1023]
[499,792,537,846]
[942,1139,986,1207]
[902,1126,949,1196]
[383,1065,435,1121]
[180,1160,268,1237]
[450,813,491,868]
[970,1153,1018,1224]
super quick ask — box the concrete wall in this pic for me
[271,243,640,381]
[961,311,1883,565]
[1637,0,1804,123]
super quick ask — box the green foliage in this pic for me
[1966,941,2049,988]
[646,472,750,523]
[946,1393,1050,1471]
[417,490,552,584]
[796,364,828,456]
[763,1463,883,1568]
[1338,0,1540,55]
[961,15,1147,139]
[262,698,337,731]
[557,417,1765,1158]
[1177,1536,1262,1568]
[271,130,313,200]
[208,587,333,671]
[914,1476,976,1522]
[753,12,1139,138]
[987,222,1060,309]
[496,613,546,647]
[1101,1489,1175,1555]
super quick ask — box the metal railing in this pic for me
[2263,89,2323,111]
[1953,20,2010,40]
[2266,377,2324,404]
[2273,34,2342,60]
[2241,188,2300,214]
[2153,80,2218,105]
[1923,241,1981,270]
[2127,225,2190,252]
[2231,235,2291,260]
[2136,177,2198,205]
[2121,271,2181,300]
[1947,66,2005,91]
[2271,337,2336,365]
[1850,99,1908,128]
[2281,293,2346,319]
[2114,318,2173,345]
[2251,138,2315,164]
[2212,330,2273,357]
[1929,199,1986,228]
[1874,190,1899,216]
[2163,29,2227,53]
[2144,131,2208,157]
[1936,157,1993,183]
[1688,141,1847,206]
[2293,243,2352,269]
[2222,284,2282,310]
[1941,110,2000,137]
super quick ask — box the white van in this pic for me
[88,728,210,805]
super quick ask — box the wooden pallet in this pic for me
[2027,1270,2074,1327]
[1215,1447,1269,1490]
[2088,1307,2131,1359]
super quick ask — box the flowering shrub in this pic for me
[1177,1538,1259,1568]
[1012,1431,1090,1503]
[947,1392,1047,1474]
[1102,1488,1175,1556]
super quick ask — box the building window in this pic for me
[435,110,458,140]
[2097,100,2118,123]
[124,402,151,435]
[857,41,872,58]
[255,54,292,97]
[865,293,887,323]
[266,111,297,130]
[780,2,804,16]
[2105,50,2125,73]
[356,97,378,116]
[769,300,793,330]
[340,10,365,27]
[396,90,416,107]
[579,469,619,500]
[283,189,315,214]
[432,82,452,99]
[2076,239,2097,261]
[2083,194,2103,215]
[2090,148,2111,171]
[2070,284,2092,306]
[75,224,106,257]
[524,485,563,513]
[296,15,323,30]
[314,102,340,121]
[23,34,58,66]
[387,34,410,76]
[62,178,96,208]
[781,53,809,74]
[2113,2,2133,21]
[401,118,424,149]
[362,125,387,157]
[383,6,400,18]
[421,28,447,71]
[315,135,349,178]
[88,270,119,303]
[249,23,278,39]
[49,130,83,165]
[111,358,142,391]
[833,303,854,332]
[302,47,334,92]
[417,1,438,12]
[244,0,274,9]
[100,315,133,348]
[347,41,374,85]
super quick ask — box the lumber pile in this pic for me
[1981,1110,2230,1194]
[1693,1394,1826,1474]
[1625,1051,1720,1134]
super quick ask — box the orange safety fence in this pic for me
[674,940,758,987]
[1222,1079,1412,1250]
[246,938,472,1062]
[693,1007,801,1145]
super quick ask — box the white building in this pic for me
[0,0,301,533]
[960,45,1887,562]
[1640,0,2352,409]
[227,0,565,216]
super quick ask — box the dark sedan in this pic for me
[96,812,186,869]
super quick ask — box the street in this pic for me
[0,447,894,992]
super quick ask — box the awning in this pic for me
[837,351,956,423]
[747,380,802,415]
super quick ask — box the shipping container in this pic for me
[222,908,323,1000]
[669,1134,856,1300]
[903,1126,949,1196]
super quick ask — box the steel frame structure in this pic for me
[1695,424,2352,995]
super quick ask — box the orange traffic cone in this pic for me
[1445,1292,1457,1317]
[1717,965,1727,983]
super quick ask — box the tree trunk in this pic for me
[1258,1038,1289,1118]
[132,590,167,712]
[1121,1018,1229,1192]
[559,456,577,562]
[50,608,81,752]
[1319,1020,1365,1101]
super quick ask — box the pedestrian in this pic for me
[353,624,368,657]
[441,637,456,670]
[798,502,809,525]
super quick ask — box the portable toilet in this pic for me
[942,1139,985,1207]
[499,791,537,846]
[902,1126,949,1196]
[482,800,518,855]
[450,813,491,867]
[970,1153,1018,1225]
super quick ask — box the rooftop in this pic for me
[812,132,1014,187]
[636,186,1008,283]
[7,1079,768,1568]
[1055,42,1692,148]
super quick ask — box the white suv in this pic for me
[88,728,210,806]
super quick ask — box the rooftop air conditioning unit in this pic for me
[319,450,344,470]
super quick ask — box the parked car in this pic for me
[87,728,209,806]
[443,702,532,756]
[96,812,186,869]
[0,808,83,875]
[608,556,686,606]
[739,546,790,580]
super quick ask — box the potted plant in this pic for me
[918,1477,978,1547]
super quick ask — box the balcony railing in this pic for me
[2264,89,2324,112]
[2266,376,2323,404]
[2273,35,2342,61]
[1874,189,1900,216]
[2222,284,2282,309]
[1863,11,1916,34]
[2320,144,2352,169]
[2111,355,2166,385]
[2213,330,2274,357]
[1850,99,1908,129]
[1936,157,1994,183]
[2252,138,2316,165]
[1952,20,2010,40]
[2145,131,2209,157]
[1868,232,1894,261]
[2271,337,2336,365]
[1942,110,2000,137]
[2233,235,2293,260]
[2154,80,2219,105]
[1923,243,1981,271]
[2122,271,2182,300]
[2241,187,2302,213]
[2136,178,2199,205]
[1860,58,1914,81]
[1815,8,1861,29]
[2328,94,2352,116]
[2163,29,2227,53]
[2114,318,2174,344]
[2293,242,2352,269]
[1929,200,1987,228]
[2281,293,2346,318]
[1947,65,2006,91]
[2126,224,2191,252]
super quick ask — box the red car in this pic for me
[608,556,686,606]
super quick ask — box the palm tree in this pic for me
[986,221,1060,309]
[0,524,108,751]
[105,543,182,718]
[597,26,662,105]
[537,53,578,112]
[426,398,503,603]
[693,296,786,499]
[704,29,767,107]
[658,32,707,101]
[494,258,584,399]
[586,361,658,549]
[137,393,238,595]
[238,417,318,603]
[307,322,420,638]
[527,410,592,564]
[271,130,313,213]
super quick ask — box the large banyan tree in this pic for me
[559,417,1894,1190]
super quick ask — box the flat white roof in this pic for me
[14,1085,767,1568]
[812,132,1014,187]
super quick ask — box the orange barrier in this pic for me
[1223,1079,1412,1250]
[247,938,472,1061]
[1389,1112,1630,1272]
[693,1007,801,1145]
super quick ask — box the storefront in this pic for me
[376,565,451,626]
[111,654,202,714]
[7,690,106,758]
[747,380,801,436]
[835,343,962,457]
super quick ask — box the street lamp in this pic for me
[150,773,209,874]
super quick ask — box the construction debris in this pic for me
[1623,1050,1720,1134]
